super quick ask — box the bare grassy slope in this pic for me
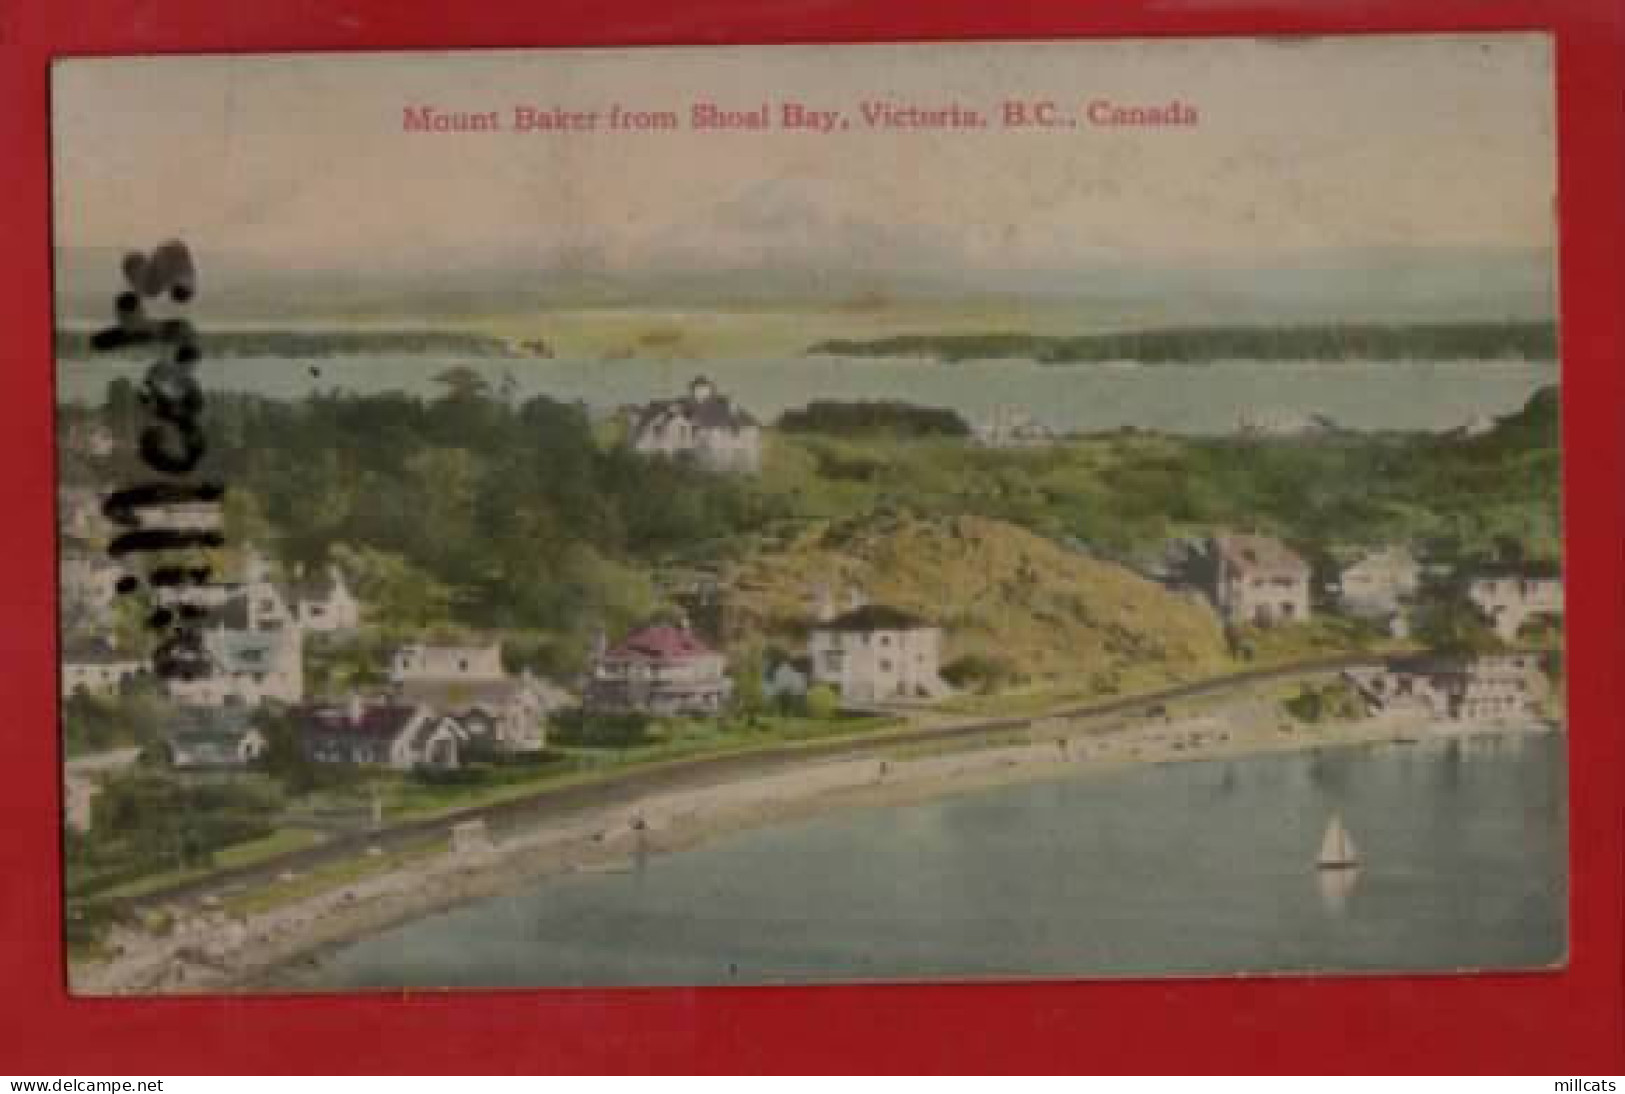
[722,514,1231,690]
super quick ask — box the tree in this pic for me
[731,649,768,725]
[331,543,456,629]
[432,366,491,401]
[254,709,318,793]
[1412,582,1505,656]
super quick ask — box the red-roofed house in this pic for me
[584,622,732,716]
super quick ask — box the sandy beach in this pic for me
[69,684,1557,996]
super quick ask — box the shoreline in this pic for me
[69,684,1559,996]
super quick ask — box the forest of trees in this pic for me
[68,377,1561,676]
[776,400,972,437]
[83,377,787,674]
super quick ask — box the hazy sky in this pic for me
[52,36,1556,274]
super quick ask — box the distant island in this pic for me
[55,328,533,360]
[806,321,1558,364]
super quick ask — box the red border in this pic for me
[2,0,1621,1075]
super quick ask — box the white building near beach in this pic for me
[807,595,948,706]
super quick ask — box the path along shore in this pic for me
[70,665,1557,995]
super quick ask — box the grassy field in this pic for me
[381,713,901,819]
[465,300,1145,360]
[89,828,326,903]
[223,835,451,917]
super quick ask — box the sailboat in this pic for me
[1316,813,1360,871]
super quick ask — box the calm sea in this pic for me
[292,732,1567,989]
[57,356,1557,435]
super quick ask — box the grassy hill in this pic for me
[719,513,1231,695]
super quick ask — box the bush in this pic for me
[549,708,654,748]
[942,653,1019,694]
[1284,681,1363,725]
[410,763,492,786]
[804,684,841,720]
[77,772,285,881]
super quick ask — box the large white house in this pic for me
[628,377,762,473]
[1467,567,1563,641]
[393,672,569,752]
[808,601,948,705]
[387,641,566,751]
[299,698,468,770]
[240,551,361,633]
[1208,532,1312,627]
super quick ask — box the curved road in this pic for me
[118,653,1378,913]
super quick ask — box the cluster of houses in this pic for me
[1186,530,1562,727]
[578,588,951,719]
[60,475,572,773]
[1185,530,1562,647]
[1342,653,1551,726]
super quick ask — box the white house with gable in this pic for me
[1338,546,1422,619]
[807,591,948,705]
[240,551,360,633]
[629,377,762,473]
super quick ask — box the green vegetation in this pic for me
[69,380,1558,692]
[222,835,450,917]
[941,653,1022,695]
[777,400,972,438]
[1283,680,1365,724]
[60,376,1561,939]
[808,321,1557,364]
[61,686,175,757]
[66,772,286,899]
[87,828,325,904]
[758,386,1561,566]
[1228,616,1406,667]
[1410,581,1509,656]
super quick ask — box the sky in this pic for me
[51,35,1556,278]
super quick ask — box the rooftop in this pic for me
[602,624,718,662]
[1211,532,1310,576]
[300,701,423,739]
[632,379,759,434]
[62,636,142,665]
[816,604,932,633]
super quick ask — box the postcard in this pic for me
[51,35,1565,994]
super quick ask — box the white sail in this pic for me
[1317,814,1359,868]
